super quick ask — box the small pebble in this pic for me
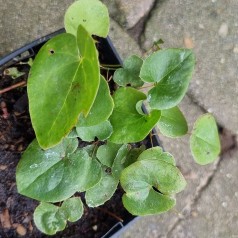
[222,202,227,208]
[218,23,228,38]
[199,23,205,29]
[233,46,238,54]
[16,224,27,236]
[226,173,232,179]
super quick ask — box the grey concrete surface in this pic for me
[0,1,238,238]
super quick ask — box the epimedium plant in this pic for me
[15,0,221,235]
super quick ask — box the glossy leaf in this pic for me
[16,140,102,202]
[111,144,129,179]
[137,147,176,166]
[120,152,186,215]
[64,0,109,37]
[113,55,144,87]
[109,87,161,143]
[62,137,78,156]
[158,106,188,137]
[140,49,195,110]
[28,25,100,149]
[77,76,114,127]
[190,114,220,165]
[76,120,113,142]
[86,169,118,207]
[60,197,84,222]
[34,202,66,235]
[96,142,122,167]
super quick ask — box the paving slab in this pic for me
[142,0,238,134]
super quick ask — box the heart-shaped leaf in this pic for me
[34,202,66,235]
[190,114,220,165]
[140,49,195,110]
[60,197,84,222]
[86,169,118,207]
[96,142,122,167]
[77,76,114,127]
[16,139,102,202]
[28,25,100,149]
[120,150,186,215]
[137,147,175,166]
[113,55,144,87]
[34,197,83,235]
[76,120,113,142]
[64,0,109,37]
[158,106,188,137]
[109,87,161,143]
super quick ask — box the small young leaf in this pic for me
[140,49,195,110]
[60,197,84,222]
[113,55,144,87]
[16,140,102,202]
[86,169,118,207]
[111,144,130,179]
[62,137,78,156]
[64,0,110,37]
[67,128,78,138]
[137,147,176,166]
[28,25,100,149]
[96,142,122,167]
[77,76,114,127]
[76,120,113,142]
[34,202,66,235]
[120,156,186,215]
[190,114,220,165]
[157,106,188,137]
[109,87,161,143]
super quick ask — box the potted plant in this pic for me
[0,0,221,236]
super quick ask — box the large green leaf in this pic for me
[64,0,109,37]
[109,87,161,143]
[77,76,114,127]
[113,55,144,87]
[120,150,186,215]
[28,25,100,149]
[76,120,113,142]
[190,114,220,165]
[158,106,188,137]
[34,197,83,235]
[96,142,122,167]
[85,169,118,207]
[140,49,195,110]
[34,202,66,235]
[16,139,102,202]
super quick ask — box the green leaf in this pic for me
[137,147,176,166]
[158,106,188,137]
[64,0,109,37]
[113,55,144,87]
[34,202,66,235]
[96,142,122,167]
[85,169,118,207]
[120,155,186,215]
[109,87,161,143]
[67,128,78,138]
[16,140,102,202]
[62,137,78,156]
[76,120,113,142]
[190,114,220,165]
[140,49,195,110]
[77,76,114,127]
[28,25,100,149]
[61,197,84,222]
[111,144,130,179]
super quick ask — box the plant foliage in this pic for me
[15,0,221,235]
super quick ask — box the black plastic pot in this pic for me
[0,30,161,238]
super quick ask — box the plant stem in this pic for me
[0,81,26,94]
[97,207,123,222]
